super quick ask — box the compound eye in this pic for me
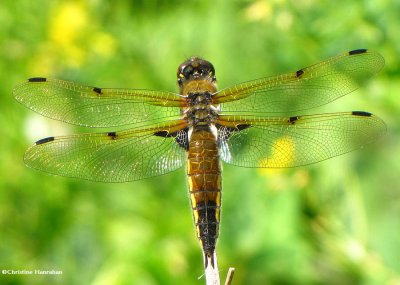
[199,66,209,75]
[210,65,215,76]
[183,65,193,77]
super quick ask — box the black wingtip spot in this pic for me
[352,111,372,117]
[93,87,102,94]
[107,132,117,139]
[28,77,47,82]
[289,116,300,124]
[35,136,54,145]
[296,69,304,78]
[349,49,367,55]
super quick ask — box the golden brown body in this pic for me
[177,57,221,268]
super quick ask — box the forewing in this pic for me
[218,112,386,168]
[215,49,384,114]
[24,120,188,182]
[13,78,183,127]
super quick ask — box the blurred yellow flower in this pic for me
[91,32,117,57]
[259,136,294,168]
[48,2,88,68]
[244,0,272,22]
[256,136,294,190]
[33,1,117,70]
[49,2,87,47]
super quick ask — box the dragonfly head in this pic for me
[177,57,216,87]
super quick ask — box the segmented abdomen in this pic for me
[187,126,221,262]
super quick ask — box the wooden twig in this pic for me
[224,268,235,285]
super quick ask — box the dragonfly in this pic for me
[14,49,386,279]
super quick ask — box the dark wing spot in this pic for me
[107,132,117,139]
[236,124,251,131]
[93,87,102,94]
[295,69,304,78]
[35,136,55,145]
[216,124,251,148]
[352,111,372,117]
[28,77,47,82]
[154,128,189,150]
[349,49,367,55]
[154,130,170,137]
[289,116,300,124]
[175,128,189,150]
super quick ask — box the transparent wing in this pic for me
[214,49,384,114]
[13,78,183,127]
[24,120,188,182]
[217,112,386,168]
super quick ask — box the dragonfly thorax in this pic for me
[185,92,219,126]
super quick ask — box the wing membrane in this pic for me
[24,120,188,182]
[13,78,183,127]
[217,112,386,168]
[215,50,384,114]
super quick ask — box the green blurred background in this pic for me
[1,1,399,284]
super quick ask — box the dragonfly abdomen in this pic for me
[187,125,221,268]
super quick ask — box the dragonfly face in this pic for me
[14,48,386,276]
[177,56,216,88]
